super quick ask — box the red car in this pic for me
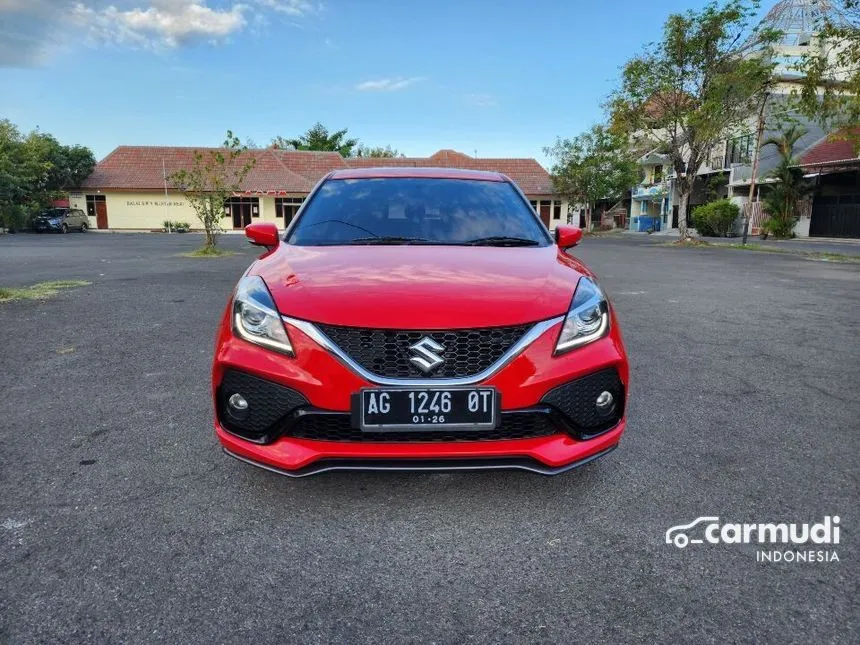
[213,168,628,476]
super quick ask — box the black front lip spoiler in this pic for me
[222,444,618,478]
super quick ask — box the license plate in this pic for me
[355,387,497,431]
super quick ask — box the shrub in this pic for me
[691,199,739,237]
[1,205,30,233]
[163,220,191,233]
[760,216,795,239]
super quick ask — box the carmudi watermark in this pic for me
[665,516,841,563]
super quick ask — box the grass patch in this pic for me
[663,240,860,263]
[179,247,236,258]
[659,239,711,247]
[583,228,625,238]
[715,243,860,262]
[0,280,90,303]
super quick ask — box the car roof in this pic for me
[327,166,507,182]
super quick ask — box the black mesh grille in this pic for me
[217,369,308,440]
[541,368,624,433]
[315,323,532,378]
[286,413,559,443]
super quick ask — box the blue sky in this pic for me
[1,0,729,166]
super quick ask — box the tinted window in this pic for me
[288,178,548,246]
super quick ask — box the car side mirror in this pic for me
[555,225,583,249]
[245,222,280,249]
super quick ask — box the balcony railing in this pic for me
[632,182,669,199]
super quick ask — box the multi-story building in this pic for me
[627,0,858,237]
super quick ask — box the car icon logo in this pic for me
[408,337,445,373]
[665,517,720,548]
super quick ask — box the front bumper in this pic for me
[213,311,628,476]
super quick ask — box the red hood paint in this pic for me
[251,245,589,329]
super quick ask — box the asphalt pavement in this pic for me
[0,232,857,644]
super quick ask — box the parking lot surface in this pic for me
[1,232,857,644]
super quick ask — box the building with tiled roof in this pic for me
[800,128,860,169]
[72,146,563,231]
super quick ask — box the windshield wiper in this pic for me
[461,236,541,247]
[345,236,431,245]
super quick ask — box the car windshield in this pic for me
[287,177,549,246]
[41,209,66,218]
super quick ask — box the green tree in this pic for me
[608,0,779,239]
[170,131,256,251]
[354,144,404,158]
[793,0,860,152]
[760,124,813,238]
[0,119,96,230]
[272,122,359,157]
[544,124,638,231]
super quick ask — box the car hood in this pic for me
[252,245,590,329]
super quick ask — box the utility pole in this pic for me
[742,93,769,245]
[163,159,171,233]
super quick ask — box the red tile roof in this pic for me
[800,128,860,166]
[81,146,554,195]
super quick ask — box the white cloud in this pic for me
[253,0,320,15]
[355,77,426,92]
[464,93,498,108]
[0,0,322,66]
[73,1,247,48]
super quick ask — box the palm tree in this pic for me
[271,123,359,157]
[761,125,812,239]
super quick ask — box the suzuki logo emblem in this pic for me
[408,337,445,373]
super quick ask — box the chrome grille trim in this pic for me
[283,315,565,386]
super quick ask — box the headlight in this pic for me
[232,276,294,356]
[555,277,610,354]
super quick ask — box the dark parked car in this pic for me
[33,208,89,233]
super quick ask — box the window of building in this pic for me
[85,194,105,217]
[275,197,305,225]
[726,134,755,165]
[529,200,538,212]
[553,202,561,220]
[653,165,663,182]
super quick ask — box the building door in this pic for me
[95,202,108,229]
[810,195,860,238]
[539,200,551,227]
[232,202,251,229]
[86,195,108,229]
[275,197,305,228]
[227,197,259,229]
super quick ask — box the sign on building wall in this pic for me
[125,200,188,207]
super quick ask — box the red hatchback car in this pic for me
[213,167,628,476]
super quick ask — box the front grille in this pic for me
[315,323,532,379]
[286,413,559,443]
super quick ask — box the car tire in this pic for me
[61,223,68,234]
[80,222,88,233]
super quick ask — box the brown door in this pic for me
[95,201,108,229]
[232,203,252,229]
[539,202,551,227]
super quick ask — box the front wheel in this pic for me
[80,222,88,233]
[61,223,68,234]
